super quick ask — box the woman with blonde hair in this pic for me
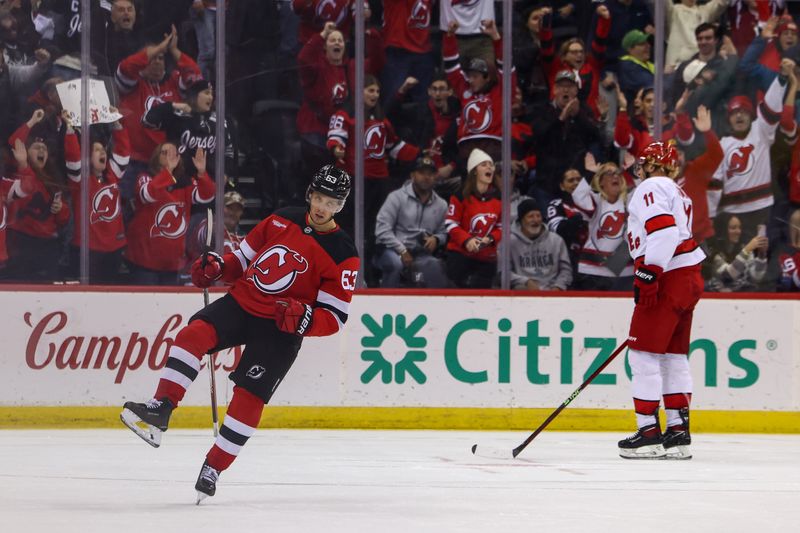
[571,160,634,290]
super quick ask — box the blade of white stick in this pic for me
[471,444,516,460]
[205,208,213,248]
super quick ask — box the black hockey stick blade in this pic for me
[471,340,629,459]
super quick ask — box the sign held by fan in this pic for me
[56,79,124,127]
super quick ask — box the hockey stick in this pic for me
[202,208,219,437]
[471,339,629,459]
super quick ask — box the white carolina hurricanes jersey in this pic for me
[626,176,706,272]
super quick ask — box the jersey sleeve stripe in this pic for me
[233,248,249,272]
[644,214,676,234]
[317,304,345,330]
[239,239,257,261]
[316,289,350,315]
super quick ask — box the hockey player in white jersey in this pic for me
[619,140,706,460]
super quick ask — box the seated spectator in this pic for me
[618,28,653,105]
[373,156,449,288]
[115,25,201,194]
[530,69,602,203]
[442,19,510,166]
[706,213,768,292]
[543,3,611,118]
[571,161,633,290]
[144,79,232,180]
[512,4,553,107]
[444,148,502,288]
[385,72,460,191]
[0,139,35,276]
[709,68,788,242]
[381,0,435,104]
[546,167,588,277]
[656,0,729,71]
[63,109,129,284]
[124,142,214,285]
[777,208,800,291]
[296,21,384,188]
[0,10,39,66]
[508,199,573,291]
[5,111,70,282]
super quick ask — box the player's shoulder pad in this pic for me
[318,227,359,265]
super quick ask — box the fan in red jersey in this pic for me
[619,140,706,461]
[124,142,215,285]
[121,164,360,503]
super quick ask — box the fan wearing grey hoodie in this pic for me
[508,199,573,290]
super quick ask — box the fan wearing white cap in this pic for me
[443,148,502,288]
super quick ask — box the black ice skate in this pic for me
[195,460,220,504]
[618,422,666,459]
[663,408,692,460]
[119,398,174,448]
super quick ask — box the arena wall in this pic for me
[1,287,798,432]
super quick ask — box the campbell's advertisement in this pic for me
[0,291,797,410]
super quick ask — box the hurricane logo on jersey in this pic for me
[315,0,348,26]
[332,82,348,105]
[463,99,492,134]
[248,245,309,294]
[726,144,755,178]
[90,184,120,223]
[150,203,187,238]
[364,123,386,159]
[408,0,431,27]
[469,212,498,237]
[596,210,626,239]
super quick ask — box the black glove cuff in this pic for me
[634,266,658,284]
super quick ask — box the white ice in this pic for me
[1,429,798,533]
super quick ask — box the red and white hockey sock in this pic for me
[154,320,218,406]
[660,353,692,429]
[629,350,663,429]
[206,386,264,472]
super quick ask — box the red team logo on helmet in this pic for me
[469,212,498,237]
[150,203,187,238]
[463,99,492,134]
[364,123,387,159]
[248,245,309,294]
[597,210,626,239]
[90,185,121,223]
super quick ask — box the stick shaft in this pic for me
[511,339,629,457]
[203,208,219,437]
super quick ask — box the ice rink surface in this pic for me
[1,429,798,533]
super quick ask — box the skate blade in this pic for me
[196,491,211,505]
[619,444,667,460]
[665,446,692,460]
[120,409,163,448]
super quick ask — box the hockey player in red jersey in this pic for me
[619,140,706,460]
[121,165,360,502]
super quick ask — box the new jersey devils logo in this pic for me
[469,212,498,237]
[408,0,431,27]
[315,0,348,26]
[248,245,309,294]
[150,203,187,238]
[596,210,626,240]
[463,99,492,134]
[332,82,348,105]
[364,123,386,159]
[726,144,755,178]
[90,185,120,223]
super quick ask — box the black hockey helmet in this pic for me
[308,164,352,203]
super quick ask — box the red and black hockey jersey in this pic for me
[443,34,515,144]
[292,0,356,47]
[225,206,360,336]
[327,108,418,178]
[383,0,433,54]
[125,169,215,271]
[115,49,202,161]
[64,128,129,252]
[445,188,502,263]
[0,169,35,263]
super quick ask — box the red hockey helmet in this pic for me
[640,140,679,168]
[727,95,755,117]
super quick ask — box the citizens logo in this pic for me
[360,314,427,384]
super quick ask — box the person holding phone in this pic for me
[705,213,768,292]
